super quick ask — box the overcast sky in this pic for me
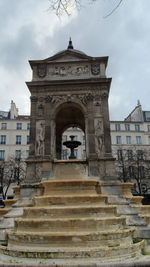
[0,0,150,120]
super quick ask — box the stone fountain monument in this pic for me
[25,38,115,183]
[0,40,150,266]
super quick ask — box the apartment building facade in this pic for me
[0,101,30,161]
[0,101,150,193]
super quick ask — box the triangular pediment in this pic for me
[44,49,92,63]
[29,48,108,69]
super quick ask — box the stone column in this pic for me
[101,92,112,155]
[87,116,96,159]
[44,99,52,158]
[29,96,38,157]
[51,119,56,159]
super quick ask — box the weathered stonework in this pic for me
[26,43,115,183]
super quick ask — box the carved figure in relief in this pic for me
[51,64,89,77]
[76,67,82,75]
[95,120,104,156]
[83,65,89,74]
[36,122,45,155]
[60,66,66,76]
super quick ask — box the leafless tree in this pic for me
[47,0,123,17]
[0,157,26,200]
[115,147,150,195]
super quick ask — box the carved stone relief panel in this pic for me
[91,63,100,75]
[45,95,53,103]
[30,96,38,103]
[94,119,104,157]
[47,63,90,78]
[36,120,45,156]
[37,64,47,78]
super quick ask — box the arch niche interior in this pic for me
[55,102,85,159]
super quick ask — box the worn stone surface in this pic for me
[0,168,146,263]
[25,46,115,183]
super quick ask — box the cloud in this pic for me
[0,0,150,120]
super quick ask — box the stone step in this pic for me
[140,215,150,226]
[131,205,150,214]
[41,179,100,195]
[0,240,144,260]
[0,208,10,218]
[22,205,117,218]
[7,228,135,248]
[3,199,17,208]
[14,216,126,232]
[34,194,108,206]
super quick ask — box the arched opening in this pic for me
[62,127,86,160]
[55,103,85,159]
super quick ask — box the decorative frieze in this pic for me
[48,64,89,77]
[30,96,38,102]
[35,63,103,80]
[45,95,53,103]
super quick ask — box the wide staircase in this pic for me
[0,175,145,265]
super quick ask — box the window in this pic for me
[115,124,121,131]
[83,149,86,158]
[127,150,133,160]
[136,136,142,145]
[1,135,6,144]
[0,150,5,160]
[27,123,30,130]
[74,149,78,158]
[16,123,22,130]
[126,136,131,145]
[15,150,21,159]
[137,150,143,160]
[148,125,150,131]
[117,150,122,160]
[129,166,134,177]
[1,123,7,129]
[27,136,30,145]
[135,124,140,131]
[125,124,130,131]
[139,166,145,178]
[16,135,21,145]
[26,150,29,159]
[62,149,67,160]
[116,136,122,144]
[148,136,150,144]
[118,166,124,178]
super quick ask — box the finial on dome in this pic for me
[67,38,74,49]
[137,99,141,106]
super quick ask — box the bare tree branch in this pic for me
[48,0,81,16]
[0,157,26,200]
[103,0,123,19]
[47,0,123,17]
